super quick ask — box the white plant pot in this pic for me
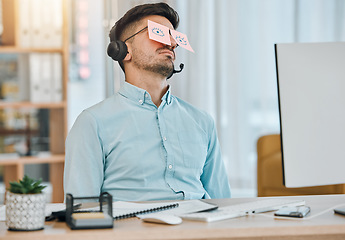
[6,191,46,231]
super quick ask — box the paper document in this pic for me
[137,200,217,218]
[113,201,178,219]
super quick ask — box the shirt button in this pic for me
[163,137,167,141]
[168,164,173,169]
[139,99,143,104]
[145,93,149,98]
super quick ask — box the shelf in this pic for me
[0,154,65,165]
[0,0,68,203]
[0,46,64,53]
[0,101,67,109]
[0,129,39,135]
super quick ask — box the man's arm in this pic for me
[200,120,231,198]
[64,110,105,198]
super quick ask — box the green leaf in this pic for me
[8,175,47,194]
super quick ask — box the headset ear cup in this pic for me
[107,40,128,61]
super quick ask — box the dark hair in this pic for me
[109,2,180,71]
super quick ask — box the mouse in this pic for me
[140,214,183,225]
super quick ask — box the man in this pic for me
[64,2,231,201]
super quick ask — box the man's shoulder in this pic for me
[73,94,124,126]
[83,94,121,115]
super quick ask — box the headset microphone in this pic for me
[167,63,184,79]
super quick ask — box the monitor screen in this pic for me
[275,42,345,188]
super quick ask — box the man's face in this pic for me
[129,15,177,77]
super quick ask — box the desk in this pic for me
[1,195,345,240]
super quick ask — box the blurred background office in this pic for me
[75,0,344,197]
[1,0,345,201]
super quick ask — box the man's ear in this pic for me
[123,43,132,61]
[123,53,132,61]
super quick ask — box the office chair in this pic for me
[257,134,345,197]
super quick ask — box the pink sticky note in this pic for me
[170,29,194,53]
[148,20,171,46]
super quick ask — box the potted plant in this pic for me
[6,175,46,231]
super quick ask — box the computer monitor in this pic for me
[275,42,345,188]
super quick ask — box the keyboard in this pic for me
[180,198,306,222]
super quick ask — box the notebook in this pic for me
[113,201,179,220]
[113,200,217,220]
[28,199,217,222]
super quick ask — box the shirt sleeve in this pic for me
[64,110,104,198]
[201,118,231,198]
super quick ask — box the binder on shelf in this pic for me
[22,0,63,48]
[51,54,63,102]
[29,53,62,103]
[41,0,53,48]
[18,0,32,48]
[0,0,3,40]
[18,54,30,101]
[30,0,43,48]
[50,0,63,48]
[40,53,52,102]
[29,53,41,103]
[16,0,64,49]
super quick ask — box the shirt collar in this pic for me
[162,85,172,105]
[118,82,172,105]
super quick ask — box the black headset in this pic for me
[107,40,128,62]
[107,26,148,62]
[106,24,129,62]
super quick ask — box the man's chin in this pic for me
[144,63,173,77]
[160,67,174,78]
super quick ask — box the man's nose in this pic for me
[170,35,178,49]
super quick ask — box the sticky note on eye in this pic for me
[170,29,194,53]
[148,20,171,46]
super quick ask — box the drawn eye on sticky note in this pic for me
[152,27,165,37]
[170,29,194,53]
[148,20,171,46]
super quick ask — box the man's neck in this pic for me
[125,70,168,107]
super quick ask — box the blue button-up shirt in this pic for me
[64,82,231,201]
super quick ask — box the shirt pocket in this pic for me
[177,131,208,170]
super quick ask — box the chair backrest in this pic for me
[257,134,281,197]
[257,134,345,197]
[257,134,281,162]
